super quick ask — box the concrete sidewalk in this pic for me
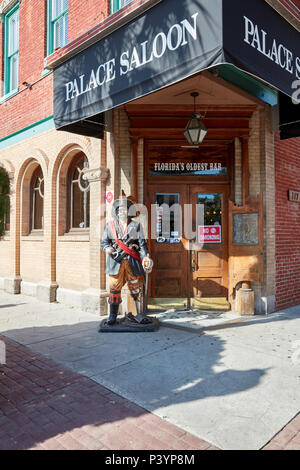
[0,291,300,450]
[0,335,216,450]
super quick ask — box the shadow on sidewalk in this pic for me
[0,303,299,450]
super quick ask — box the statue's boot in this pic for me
[107,304,119,325]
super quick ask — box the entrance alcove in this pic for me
[120,70,265,314]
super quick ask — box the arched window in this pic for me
[0,167,10,235]
[68,154,90,229]
[30,167,44,230]
[4,197,10,232]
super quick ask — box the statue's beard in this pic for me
[118,214,127,221]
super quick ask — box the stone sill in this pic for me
[58,231,90,242]
[21,236,44,242]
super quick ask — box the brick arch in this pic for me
[49,143,93,284]
[0,159,15,177]
[13,152,48,278]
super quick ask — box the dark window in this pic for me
[68,155,90,229]
[4,197,10,231]
[31,168,44,230]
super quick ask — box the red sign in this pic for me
[198,225,222,244]
[106,190,114,204]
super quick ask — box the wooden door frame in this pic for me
[146,183,189,298]
[188,184,230,299]
[146,181,231,300]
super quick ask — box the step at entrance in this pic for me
[148,297,231,313]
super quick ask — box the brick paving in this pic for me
[0,335,218,450]
[262,414,300,450]
[1,334,299,451]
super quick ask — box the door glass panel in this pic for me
[197,193,222,244]
[155,193,181,243]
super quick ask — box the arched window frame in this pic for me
[4,195,10,232]
[67,153,90,231]
[30,166,44,232]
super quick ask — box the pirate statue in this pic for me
[101,197,153,326]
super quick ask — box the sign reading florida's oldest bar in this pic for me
[53,0,300,129]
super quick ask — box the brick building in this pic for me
[0,0,299,316]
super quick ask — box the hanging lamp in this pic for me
[183,92,208,146]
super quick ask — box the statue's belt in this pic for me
[108,221,141,261]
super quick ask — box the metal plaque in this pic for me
[233,213,259,245]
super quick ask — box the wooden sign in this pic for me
[289,190,300,203]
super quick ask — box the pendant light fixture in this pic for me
[183,92,208,146]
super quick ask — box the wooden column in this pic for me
[241,136,249,206]
[228,141,235,202]
[100,133,107,292]
[131,137,138,202]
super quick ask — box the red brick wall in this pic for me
[278,0,300,19]
[0,0,110,139]
[275,133,300,310]
[68,0,110,42]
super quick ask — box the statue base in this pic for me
[98,313,159,333]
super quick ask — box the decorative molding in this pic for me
[265,0,300,31]
[82,167,110,183]
[0,0,20,15]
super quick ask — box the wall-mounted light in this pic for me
[183,92,208,146]
[22,81,32,89]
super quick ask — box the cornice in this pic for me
[0,0,20,15]
[265,0,300,31]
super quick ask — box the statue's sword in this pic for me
[134,262,152,325]
[143,269,149,316]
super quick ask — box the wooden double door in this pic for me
[148,183,229,299]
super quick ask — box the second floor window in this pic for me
[4,4,19,95]
[111,0,133,14]
[47,0,68,55]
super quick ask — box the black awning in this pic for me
[53,0,300,138]
[56,112,105,139]
[279,92,300,140]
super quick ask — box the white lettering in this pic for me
[243,16,297,81]
[270,39,279,64]
[292,79,300,104]
[181,12,199,45]
[120,51,130,76]
[261,29,271,58]
[71,79,80,99]
[167,24,183,51]
[296,57,300,79]
[286,49,294,74]
[278,44,286,69]
[152,32,167,58]
[65,81,73,102]
[244,16,255,45]
[140,40,153,65]
[129,47,142,71]
[79,74,85,94]
[96,64,106,85]
[251,25,262,52]
[88,69,98,91]
[106,58,116,82]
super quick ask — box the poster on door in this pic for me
[198,225,222,244]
